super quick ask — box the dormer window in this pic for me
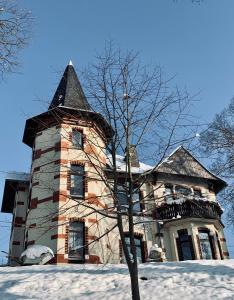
[175,185,192,197]
[72,129,83,149]
[164,184,202,203]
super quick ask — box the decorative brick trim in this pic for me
[67,171,71,190]
[87,218,98,224]
[37,196,53,204]
[34,149,42,159]
[119,240,123,259]
[87,235,99,241]
[220,237,226,242]
[51,234,66,240]
[53,191,67,202]
[18,186,26,192]
[42,146,56,154]
[85,255,100,264]
[34,145,59,159]
[17,201,24,205]
[52,216,67,222]
[70,217,84,222]
[54,254,68,263]
[70,160,85,166]
[85,226,89,255]
[29,223,36,228]
[32,182,39,187]
[29,196,37,209]
[54,174,67,179]
[86,193,107,209]
[14,224,22,228]
[14,217,25,225]
[54,159,68,165]
[84,171,88,193]
[13,241,21,245]
[54,141,69,152]
[26,240,35,246]
[65,225,69,254]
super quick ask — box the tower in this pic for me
[23,62,113,263]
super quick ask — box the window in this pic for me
[198,230,214,259]
[68,221,84,261]
[132,190,141,212]
[70,165,84,197]
[164,184,174,203]
[124,235,143,263]
[175,185,192,197]
[176,229,195,261]
[117,185,141,213]
[72,130,83,149]
[194,189,202,198]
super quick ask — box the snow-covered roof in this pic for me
[154,146,227,192]
[106,154,152,174]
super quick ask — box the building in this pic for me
[1,62,229,265]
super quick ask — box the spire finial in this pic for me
[68,60,73,66]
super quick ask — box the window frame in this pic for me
[72,129,83,150]
[116,185,142,213]
[123,233,144,263]
[70,164,85,198]
[68,221,85,262]
[176,229,195,261]
[198,229,215,260]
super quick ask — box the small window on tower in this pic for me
[72,130,83,149]
[70,165,84,197]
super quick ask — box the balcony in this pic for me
[155,199,223,221]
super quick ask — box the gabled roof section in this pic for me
[155,146,227,190]
[49,62,91,111]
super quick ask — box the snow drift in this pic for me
[0,260,234,299]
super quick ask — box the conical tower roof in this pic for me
[49,61,91,111]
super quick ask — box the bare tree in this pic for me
[79,43,197,299]
[0,0,32,77]
[200,98,234,226]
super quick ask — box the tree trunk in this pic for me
[129,262,141,300]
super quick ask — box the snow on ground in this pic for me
[0,260,234,300]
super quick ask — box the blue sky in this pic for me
[0,0,234,260]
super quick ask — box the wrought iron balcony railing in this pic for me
[155,199,223,221]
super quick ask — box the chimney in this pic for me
[124,145,140,168]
